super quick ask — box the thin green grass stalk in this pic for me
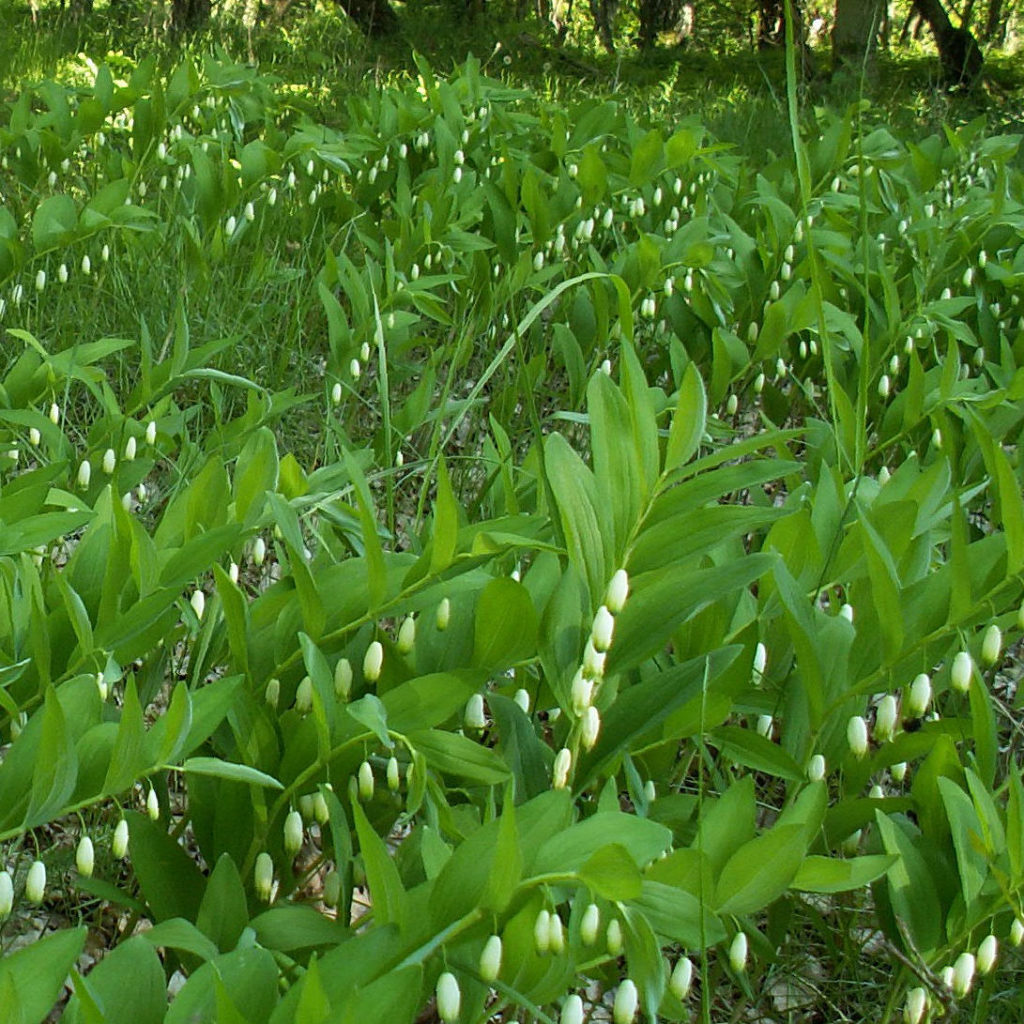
[783,0,849,477]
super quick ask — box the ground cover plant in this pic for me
[1,23,1024,1024]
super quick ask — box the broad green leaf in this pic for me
[181,757,284,789]
[0,927,86,1024]
[665,362,707,472]
[715,824,806,915]
[409,729,511,785]
[580,843,642,900]
[472,577,538,670]
[791,854,897,893]
[196,854,250,953]
[352,799,406,929]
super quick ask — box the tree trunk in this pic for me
[983,0,1005,43]
[171,0,211,31]
[758,0,784,46]
[913,0,983,85]
[589,0,617,52]
[832,0,886,73]
[329,0,400,36]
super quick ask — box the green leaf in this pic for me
[472,577,538,670]
[715,824,807,915]
[791,854,896,893]
[708,725,804,781]
[937,777,988,909]
[874,812,942,954]
[103,676,148,795]
[125,810,206,924]
[233,427,280,526]
[532,812,670,878]
[0,927,86,1024]
[352,799,406,929]
[141,918,220,961]
[665,362,707,472]
[429,457,459,573]
[164,947,279,1024]
[409,729,511,785]
[545,432,608,607]
[580,843,642,900]
[181,757,284,789]
[196,854,250,953]
[25,686,78,828]
[64,937,165,1024]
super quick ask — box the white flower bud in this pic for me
[99,448,116,475]
[548,912,565,954]
[265,678,280,709]
[906,673,931,717]
[951,651,973,693]
[580,902,600,945]
[397,615,416,654]
[295,676,313,714]
[513,688,530,713]
[25,860,46,904]
[552,748,571,789]
[58,263,68,284]
[600,917,623,957]
[35,269,46,292]
[75,836,95,877]
[606,569,629,613]
[582,639,606,680]
[436,972,461,1024]
[464,693,486,730]
[228,562,239,584]
[560,994,584,1024]
[981,623,1002,667]
[436,597,451,631]
[891,761,907,782]
[670,956,694,999]
[77,459,92,489]
[1011,918,1024,946]
[190,589,205,622]
[581,706,601,750]
[591,605,614,652]
[726,393,739,416]
[0,871,12,917]
[363,641,384,681]
[145,420,157,445]
[940,965,955,990]
[903,987,927,1024]
[756,715,773,738]
[754,372,765,394]
[571,670,593,715]
[977,934,997,975]
[613,979,638,1024]
[873,695,899,743]
[313,791,329,824]
[81,254,91,275]
[952,951,975,997]
[334,658,352,699]
[728,931,748,973]
[323,869,341,908]
[534,909,551,954]
[252,536,266,566]
[807,754,826,782]
[283,810,303,856]
[387,756,400,791]
[878,374,891,399]
[112,818,129,859]
[847,715,869,758]
[255,852,274,901]
[124,435,137,461]
[479,934,503,982]
[358,760,374,801]
[146,786,160,820]
[49,403,60,425]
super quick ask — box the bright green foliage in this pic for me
[0,47,1022,1024]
